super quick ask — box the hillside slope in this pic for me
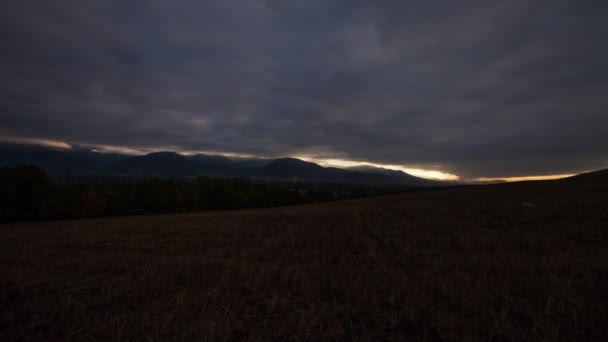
[570,168,608,178]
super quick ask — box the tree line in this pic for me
[0,165,379,221]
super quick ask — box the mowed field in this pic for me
[2,177,608,341]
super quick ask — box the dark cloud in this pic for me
[1,0,607,178]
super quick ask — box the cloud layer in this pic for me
[1,0,607,178]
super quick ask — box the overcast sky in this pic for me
[1,0,607,179]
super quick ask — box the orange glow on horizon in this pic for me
[472,174,577,182]
[298,157,460,181]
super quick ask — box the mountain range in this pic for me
[0,143,446,186]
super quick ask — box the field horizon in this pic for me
[2,175,607,340]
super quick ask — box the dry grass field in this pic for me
[1,176,608,341]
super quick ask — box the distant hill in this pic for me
[187,154,238,176]
[189,154,234,169]
[259,158,325,178]
[0,143,125,175]
[570,169,608,179]
[0,143,446,186]
[109,152,204,177]
[230,157,274,169]
[348,165,444,187]
[246,158,442,186]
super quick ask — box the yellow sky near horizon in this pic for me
[471,174,577,182]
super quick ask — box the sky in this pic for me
[1,0,607,181]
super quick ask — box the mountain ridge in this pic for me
[0,143,457,186]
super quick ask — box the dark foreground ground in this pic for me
[1,177,607,341]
